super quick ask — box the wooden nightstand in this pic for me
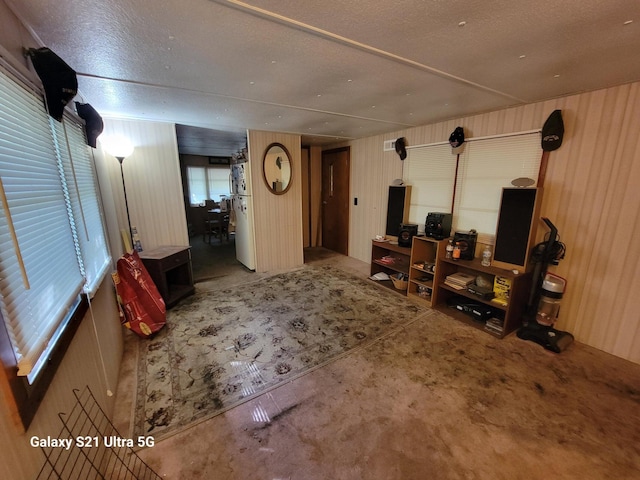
[139,246,195,308]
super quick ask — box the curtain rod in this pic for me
[0,49,41,95]
[407,129,541,150]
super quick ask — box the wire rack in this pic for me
[36,386,161,480]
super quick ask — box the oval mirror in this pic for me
[262,143,292,195]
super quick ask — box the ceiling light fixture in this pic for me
[624,20,633,25]
[458,21,466,27]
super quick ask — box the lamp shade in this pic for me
[102,135,134,159]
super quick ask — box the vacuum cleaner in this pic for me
[517,218,574,353]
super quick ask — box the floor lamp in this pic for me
[104,137,135,252]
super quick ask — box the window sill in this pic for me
[0,294,89,430]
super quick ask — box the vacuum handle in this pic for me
[541,217,558,244]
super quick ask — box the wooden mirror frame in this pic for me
[262,142,292,195]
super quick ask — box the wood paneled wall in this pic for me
[99,119,190,254]
[248,130,304,272]
[0,284,122,480]
[335,82,640,364]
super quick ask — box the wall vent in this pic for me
[383,139,396,151]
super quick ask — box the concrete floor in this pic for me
[113,241,640,479]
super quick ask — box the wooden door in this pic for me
[321,147,350,255]
[301,147,311,247]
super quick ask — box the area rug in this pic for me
[133,264,429,440]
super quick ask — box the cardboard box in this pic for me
[492,276,511,306]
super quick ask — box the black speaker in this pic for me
[425,212,452,239]
[493,188,542,271]
[386,185,411,237]
[453,230,478,260]
[398,223,418,247]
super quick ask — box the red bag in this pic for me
[112,251,166,338]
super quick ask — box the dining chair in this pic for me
[203,211,230,243]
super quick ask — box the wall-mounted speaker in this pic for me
[385,185,411,237]
[493,188,542,271]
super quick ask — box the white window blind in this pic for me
[187,166,207,204]
[403,143,457,229]
[0,68,84,377]
[402,132,541,243]
[54,115,112,296]
[207,166,231,200]
[188,165,230,205]
[453,133,541,243]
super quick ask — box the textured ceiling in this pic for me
[6,0,640,156]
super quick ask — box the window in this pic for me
[403,132,541,244]
[187,165,230,205]
[54,115,111,296]
[0,68,84,380]
[453,133,541,243]
[403,143,457,227]
[0,65,110,426]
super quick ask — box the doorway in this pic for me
[178,154,240,283]
[321,147,350,256]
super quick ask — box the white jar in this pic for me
[481,246,492,266]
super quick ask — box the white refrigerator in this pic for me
[230,154,256,270]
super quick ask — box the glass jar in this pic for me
[481,246,492,266]
[445,239,454,259]
[452,242,461,260]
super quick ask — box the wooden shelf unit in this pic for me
[433,253,532,338]
[370,240,412,294]
[407,236,445,307]
[369,237,531,338]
